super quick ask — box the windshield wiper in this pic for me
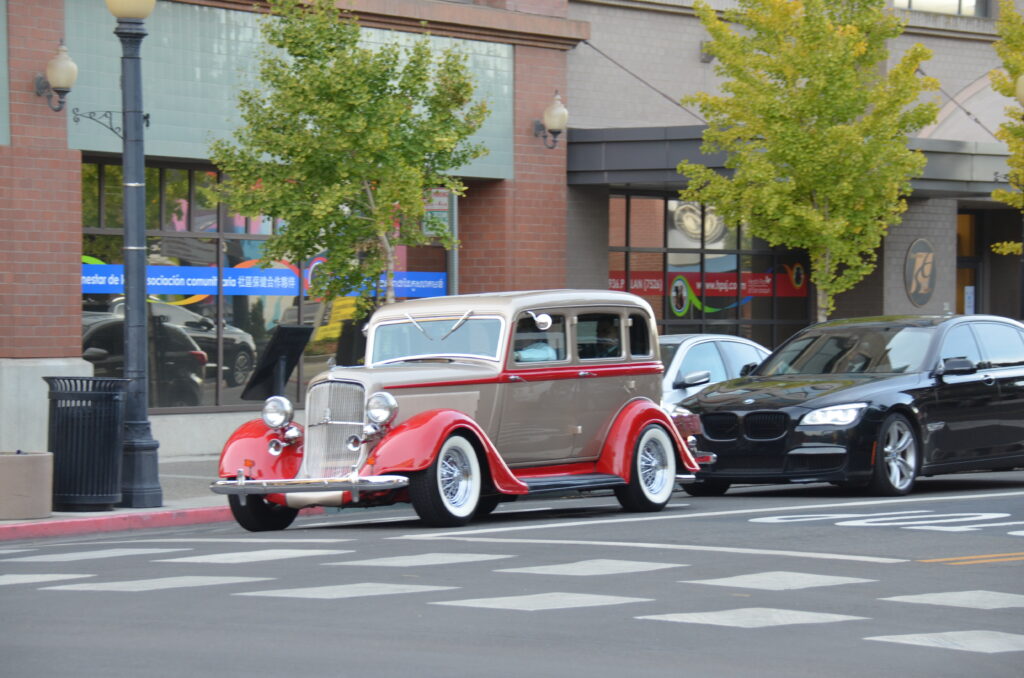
[404,313,432,340]
[440,310,472,340]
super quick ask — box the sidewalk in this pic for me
[0,453,233,542]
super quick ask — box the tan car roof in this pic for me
[369,289,654,324]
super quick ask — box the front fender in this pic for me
[218,419,304,480]
[596,399,700,480]
[365,409,528,494]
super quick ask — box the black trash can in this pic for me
[44,376,130,511]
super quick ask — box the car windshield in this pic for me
[371,316,504,364]
[759,325,936,376]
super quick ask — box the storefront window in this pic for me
[893,0,988,16]
[82,160,452,411]
[610,194,811,348]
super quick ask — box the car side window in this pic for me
[577,313,622,359]
[939,324,982,365]
[974,322,1024,367]
[628,314,652,357]
[512,314,566,363]
[719,341,765,377]
[678,341,728,384]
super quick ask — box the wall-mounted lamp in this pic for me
[34,42,78,112]
[533,91,569,149]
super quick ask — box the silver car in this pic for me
[659,334,770,409]
[212,290,700,531]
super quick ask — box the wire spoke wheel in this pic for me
[409,434,481,526]
[615,424,676,512]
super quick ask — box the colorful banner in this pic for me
[608,268,807,298]
[82,263,447,298]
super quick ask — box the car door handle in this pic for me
[506,374,525,382]
[579,371,596,377]
[983,375,996,386]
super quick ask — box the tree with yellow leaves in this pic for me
[679,0,939,320]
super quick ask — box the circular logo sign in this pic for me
[904,238,935,307]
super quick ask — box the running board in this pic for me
[521,473,627,495]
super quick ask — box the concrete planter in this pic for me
[0,451,53,520]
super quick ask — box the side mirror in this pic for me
[528,311,552,331]
[940,357,977,376]
[739,362,758,377]
[674,369,711,390]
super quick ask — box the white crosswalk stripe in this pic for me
[683,570,875,591]
[638,607,867,628]
[881,590,1024,609]
[41,576,273,592]
[1,548,190,563]
[326,552,512,567]
[156,549,352,564]
[0,574,94,586]
[866,630,1024,654]
[497,558,684,576]
[236,582,457,599]
[433,592,651,611]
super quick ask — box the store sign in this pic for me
[904,239,935,307]
[82,264,447,298]
[609,269,807,298]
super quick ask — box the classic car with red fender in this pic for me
[211,290,699,530]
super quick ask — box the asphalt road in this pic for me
[3,472,1023,678]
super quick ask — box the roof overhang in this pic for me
[567,126,1013,202]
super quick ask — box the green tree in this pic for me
[990,0,1024,257]
[678,0,939,320]
[209,0,489,314]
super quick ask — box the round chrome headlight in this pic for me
[366,391,398,425]
[262,396,294,429]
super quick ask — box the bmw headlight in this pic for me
[366,391,398,425]
[262,396,294,429]
[801,403,867,427]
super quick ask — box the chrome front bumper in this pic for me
[210,474,409,495]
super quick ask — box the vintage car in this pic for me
[211,290,699,530]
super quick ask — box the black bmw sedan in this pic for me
[679,315,1024,496]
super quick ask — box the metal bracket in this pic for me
[71,108,150,139]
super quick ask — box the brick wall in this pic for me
[459,43,569,292]
[0,0,82,358]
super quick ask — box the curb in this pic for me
[0,506,234,542]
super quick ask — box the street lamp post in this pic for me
[108,0,161,507]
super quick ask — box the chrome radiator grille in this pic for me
[301,381,365,478]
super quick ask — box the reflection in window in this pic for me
[893,0,988,16]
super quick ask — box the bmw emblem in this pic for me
[743,398,755,405]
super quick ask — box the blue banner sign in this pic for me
[82,264,447,298]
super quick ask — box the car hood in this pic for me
[682,373,919,413]
[309,360,502,394]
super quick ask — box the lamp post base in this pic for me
[120,423,162,508]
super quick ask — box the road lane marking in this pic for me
[156,548,352,564]
[865,630,1024,654]
[0,574,94,586]
[920,552,1024,565]
[497,559,685,576]
[236,583,457,599]
[433,592,650,611]
[881,590,1024,609]
[1,548,190,562]
[398,490,1024,540]
[639,608,866,628]
[411,536,907,563]
[324,553,513,567]
[42,576,273,592]
[683,571,875,590]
